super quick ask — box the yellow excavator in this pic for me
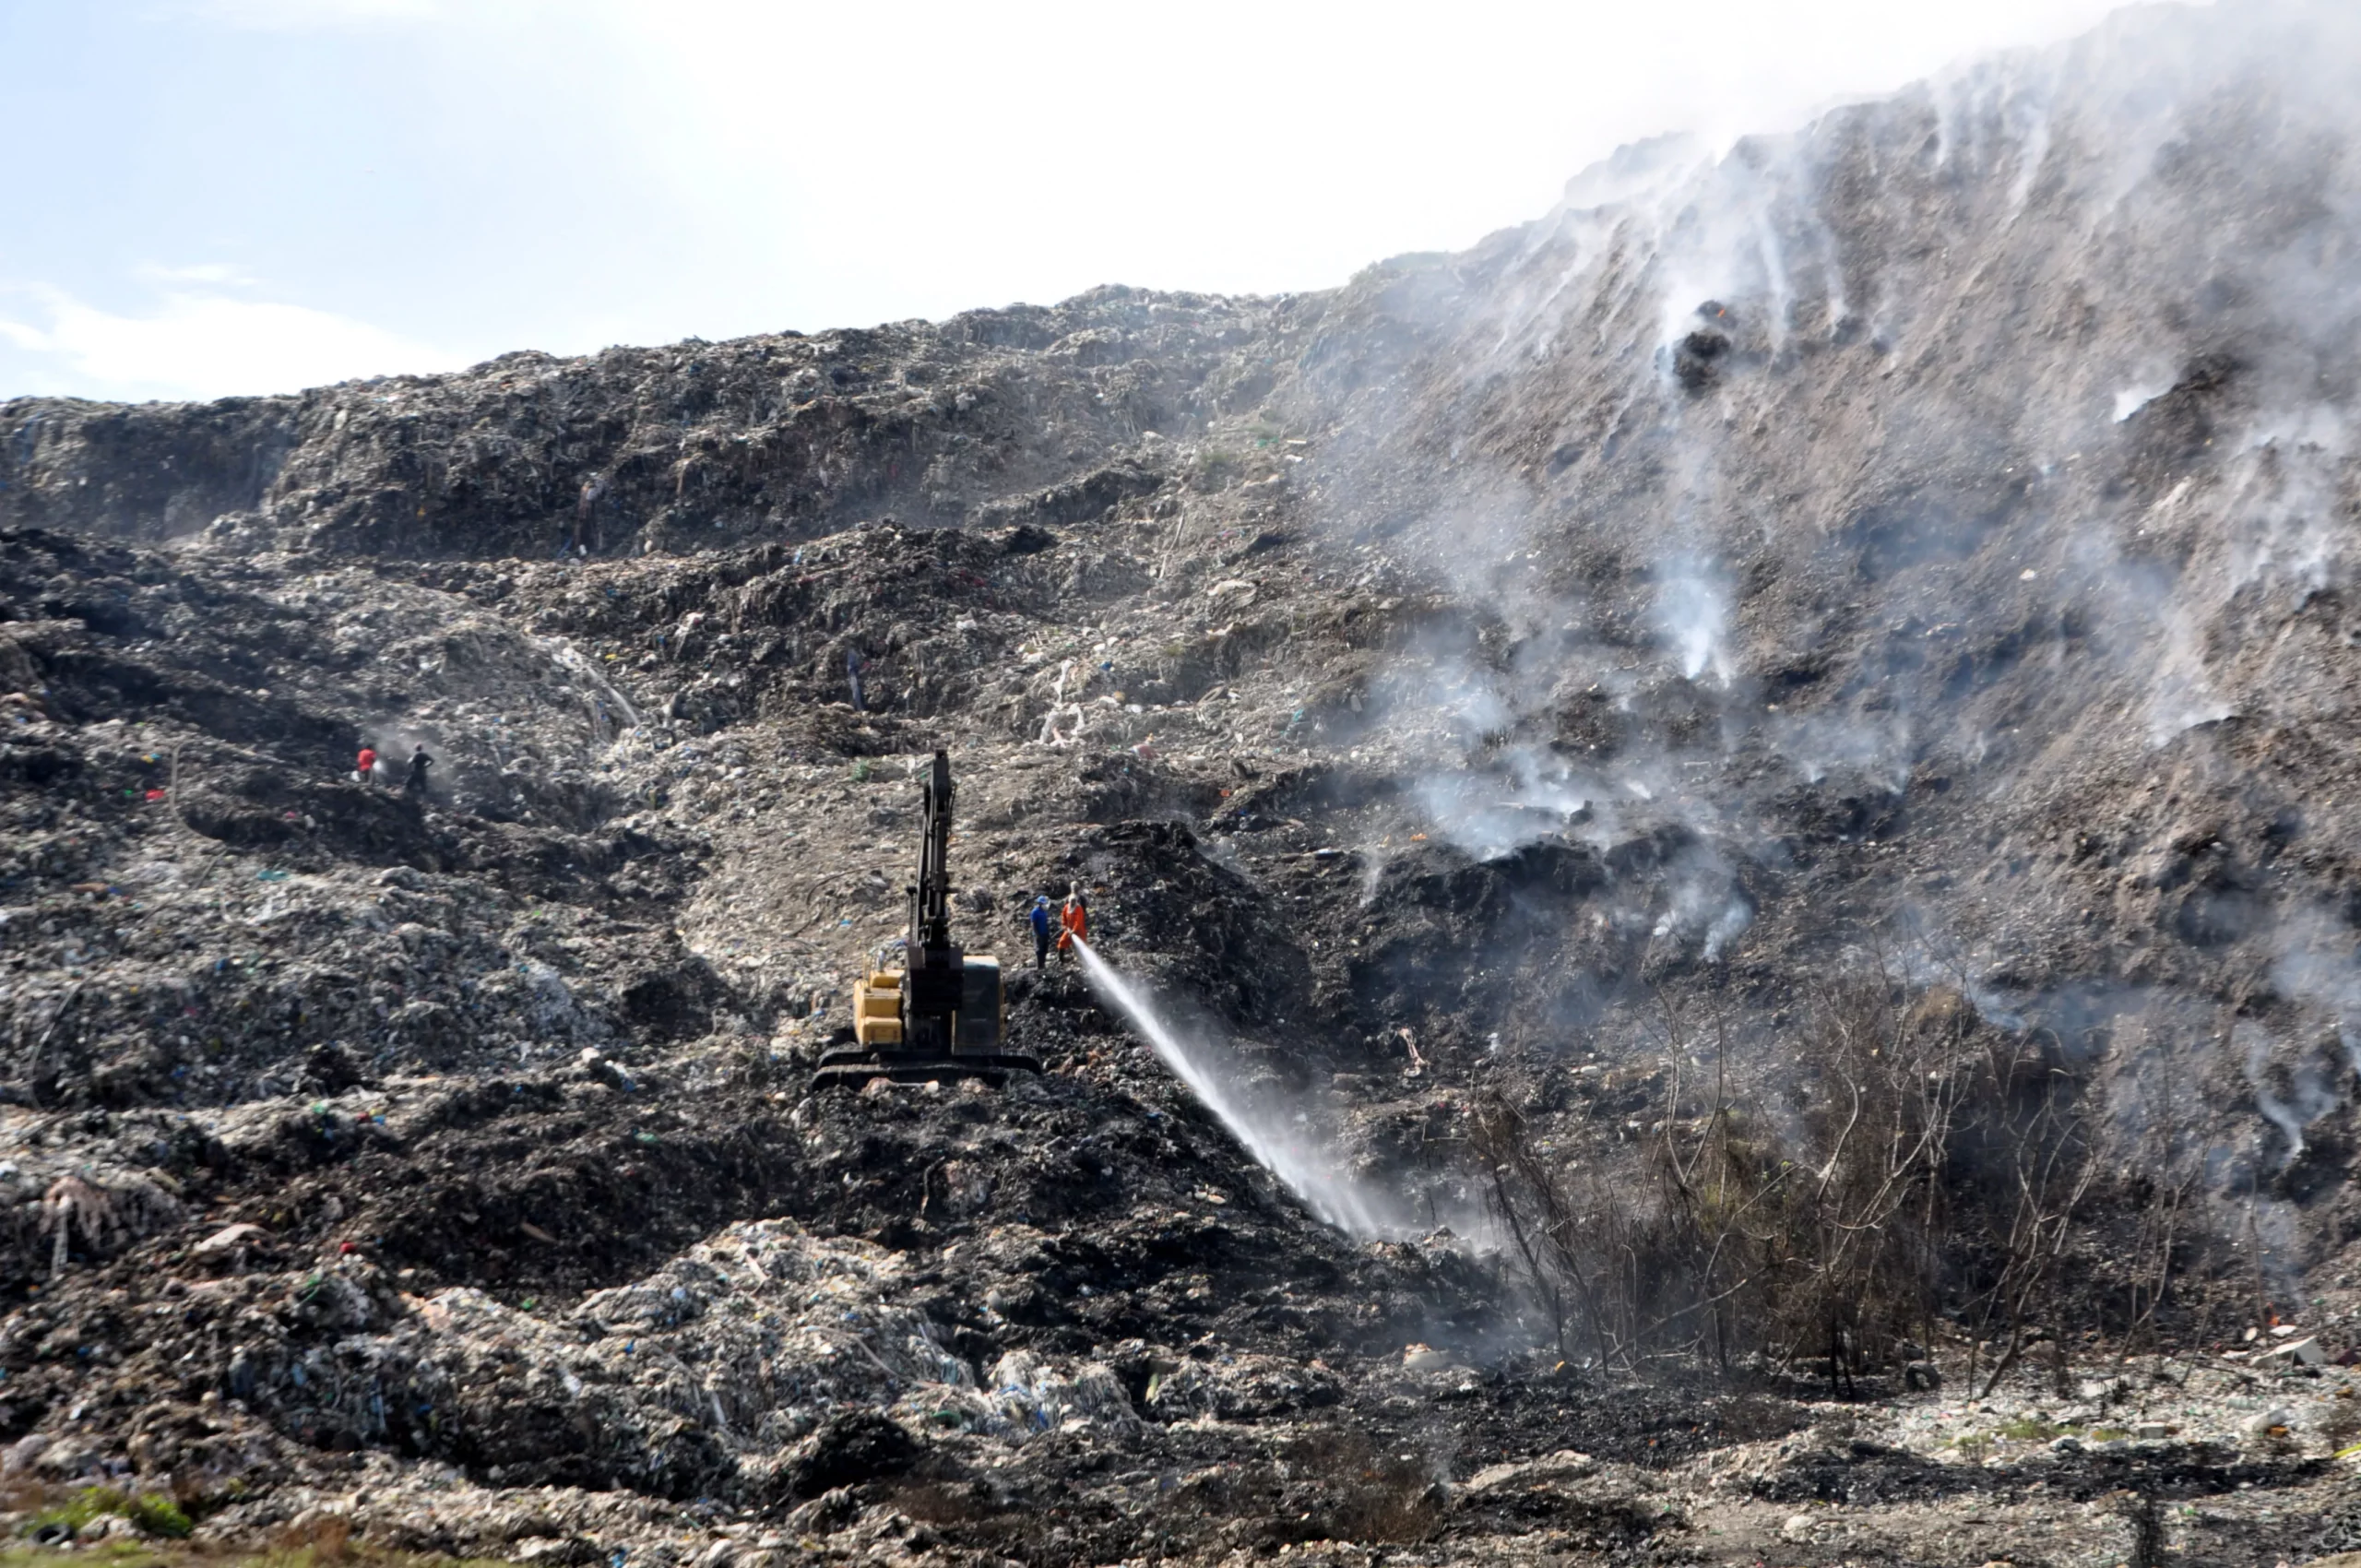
[813,750,1041,1089]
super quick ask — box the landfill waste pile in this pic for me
[7,4,2361,1564]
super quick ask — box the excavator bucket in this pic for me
[812,753,1040,1090]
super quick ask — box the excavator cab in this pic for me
[813,751,1040,1089]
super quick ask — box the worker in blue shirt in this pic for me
[1028,895,1054,970]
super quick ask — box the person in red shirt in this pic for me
[1057,888,1088,959]
[356,742,378,787]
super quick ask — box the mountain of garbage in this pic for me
[4,4,2361,1564]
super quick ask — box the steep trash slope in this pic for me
[1,5,2360,1564]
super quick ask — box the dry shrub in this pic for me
[1477,968,2094,1388]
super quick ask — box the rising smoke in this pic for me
[1234,0,2361,1287]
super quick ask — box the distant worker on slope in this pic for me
[1057,886,1088,961]
[356,742,377,787]
[1028,895,1054,970]
[404,745,434,799]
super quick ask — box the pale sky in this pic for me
[0,0,2156,403]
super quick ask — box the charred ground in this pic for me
[6,6,2361,1565]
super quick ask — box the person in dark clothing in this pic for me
[847,648,867,712]
[1028,896,1053,969]
[404,745,434,798]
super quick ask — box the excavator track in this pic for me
[810,1047,1044,1090]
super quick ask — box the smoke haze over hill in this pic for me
[5,5,2361,1563]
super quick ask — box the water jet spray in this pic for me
[1069,935,1427,1241]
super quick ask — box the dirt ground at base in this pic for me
[8,6,2361,1565]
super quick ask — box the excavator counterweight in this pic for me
[813,751,1040,1090]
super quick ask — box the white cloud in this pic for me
[598,0,2148,319]
[0,286,457,401]
[179,0,443,29]
[132,261,261,288]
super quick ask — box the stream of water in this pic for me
[1070,935,1417,1239]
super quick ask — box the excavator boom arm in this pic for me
[910,750,954,952]
[815,749,1032,1089]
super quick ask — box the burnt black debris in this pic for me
[3,7,2361,1564]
